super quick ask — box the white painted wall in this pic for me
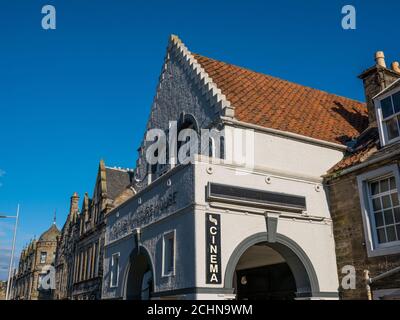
[224,125,345,179]
[193,160,340,298]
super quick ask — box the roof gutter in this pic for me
[221,117,348,151]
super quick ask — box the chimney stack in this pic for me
[358,51,400,126]
[375,51,386,68]
[392,61,400,73]
[69,192,80,222]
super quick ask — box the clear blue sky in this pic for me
[1,0,400,280]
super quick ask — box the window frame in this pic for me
[39,251,47,264]
[110,252,120,288]
[162,230,176,277]
[357,164,400,257]
[375,88,400,146]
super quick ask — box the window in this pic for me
[110,253,120,288]
[368,176,400,244]
[40,252,47,264]
[357,164,400,257]
[162,231,175,276]
[376,90,400,145]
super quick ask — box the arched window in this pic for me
[176,113,199,164]
[209,137,215,158]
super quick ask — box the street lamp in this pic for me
[0,204,20,300]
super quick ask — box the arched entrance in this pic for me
[124,246,154,300]
[225,233,319,300]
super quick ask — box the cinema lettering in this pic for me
[206,213,221,284]
[108,188,178,243]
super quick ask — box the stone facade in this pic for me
[53,160,135,300]
[0,281,6,300]
[327,157,400,299]
[12,223,60,300]
[326,53,400,300]
[53,193,80,300]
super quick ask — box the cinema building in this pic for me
[102,35,368,300]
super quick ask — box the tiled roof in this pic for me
[328,143,378,173]
[39,224,60,241]
[327,127,400,174]
[105,167,135,200]
[193,54,368,145]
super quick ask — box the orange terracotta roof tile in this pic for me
[328,143,378,174]
[193,54,368,145]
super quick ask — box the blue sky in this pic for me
[1,0,400,280]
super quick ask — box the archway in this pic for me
[124,246,154,300]
[225,233,319,300]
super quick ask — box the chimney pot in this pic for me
[392,61,400,73]
[375,51,386,68]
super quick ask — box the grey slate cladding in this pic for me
[105,168,135,200]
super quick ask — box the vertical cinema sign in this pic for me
[206,213,222,284]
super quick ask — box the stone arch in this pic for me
[224,232,320,298]
[177,112,199,133]
[123,245,155,300]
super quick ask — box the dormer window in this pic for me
[376,90,400,145]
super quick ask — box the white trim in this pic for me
[374,86,400,147]
[110,252,120,288]
[372,78,400,99]
[161,230,176,277]
[220,117,348,151]
[357,164,400,257]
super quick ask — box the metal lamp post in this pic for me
[0,204,20,300]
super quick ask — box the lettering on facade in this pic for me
[206,213,221,284]
[108,189,178,243]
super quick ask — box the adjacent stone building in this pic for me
[325,52,400,300]
[12,222,60,300]
[53,192,80,300]
[53,160,135,300]
[0,281,6,300]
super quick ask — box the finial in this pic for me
[53,209,57,225]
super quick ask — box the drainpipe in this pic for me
[363,270,372,300]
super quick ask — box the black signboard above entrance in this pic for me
[207,182,307,212]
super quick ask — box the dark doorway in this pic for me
[125,251,153,300]
[236,263,296,300]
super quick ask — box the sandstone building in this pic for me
[325,52,400,300]
[0,281,6,300]
[53,160,135,300]
[12,222,60,300]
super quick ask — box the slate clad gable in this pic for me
[105,167,135,200]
